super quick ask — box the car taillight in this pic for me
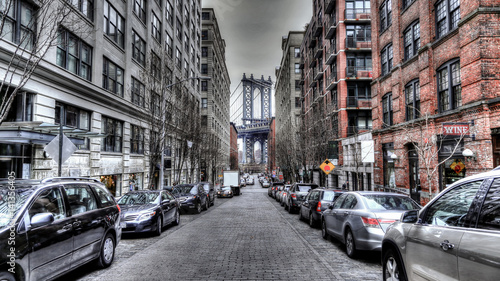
[316,201,321,212]
[291,194,297,199]
[361,217,382,229]
[117,204,121,213]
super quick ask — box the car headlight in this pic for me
[138,211,156,221]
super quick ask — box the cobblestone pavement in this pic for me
[65,177,382,280]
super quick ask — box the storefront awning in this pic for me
[0,122,106,145]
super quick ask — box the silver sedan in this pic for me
[321,191,420,259]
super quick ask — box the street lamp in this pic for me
[159,76,211,189]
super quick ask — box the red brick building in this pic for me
[230,122,239,170]
[370,0,500,204]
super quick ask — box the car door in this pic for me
[405,180,483,281]
[301,191,313,217]
[458,177,500,281]
[160,191,174,223]
[27,186,74,281]
[324,193,346,236]
[63,184,105,268]
[331,194,358,238]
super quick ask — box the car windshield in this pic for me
[221,187,231,191]
[297,185,316,192]
[172,185,197,195]
[118,192,159,205]
[363,195,420,210]
[0,186,35,228]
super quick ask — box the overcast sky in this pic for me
[202,0,313,95]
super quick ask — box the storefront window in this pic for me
[128,173,143,191]
[100,174,122,196]
[441,158,466,189]
[383,143,396,190]
[438,138,465,191]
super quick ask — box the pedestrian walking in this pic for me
[342,180,349,190]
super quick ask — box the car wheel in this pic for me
[154,216,162,236]
[195,202,202,214]
[211,198,215,206]
[321,220,329,239]
[203,199,208,210]
[309,213,316,228]
[287,202,293,214]
[383,248,407,281]
[172,209,180,226]
[0,271,16,281]
[97,233,115,268]
[345,229,357,258]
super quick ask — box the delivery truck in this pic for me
[223,170,241,196]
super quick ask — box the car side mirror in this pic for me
[328,205,334,210]
[401,210,419,223]
[30,213,54,229]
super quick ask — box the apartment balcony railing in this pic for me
[314,17,323,37]
[346,97,372,108]
[309,71,316,87]
[326,70,337,90]
[326,42,337,65]
[347,125,372,136]
[345,37,371,49]
[314,45,323,58]
[325,14,337,39]
[314,64,324,81]
[344,8,371,21]
[308,38,316,48]
[345,66,373,79]
[325,0,335,14]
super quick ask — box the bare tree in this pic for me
[0,0,86,124]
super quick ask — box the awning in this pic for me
[0,122,106,145]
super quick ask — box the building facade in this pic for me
[370,0,500,204]
[229,122,239,170]
[299,0,373,189]
[274,31,304,182]
[201,8,231,183]
[0,0,203,196]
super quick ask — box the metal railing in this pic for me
[345,66,373,78]
[347,125,372,136]
[346,97,372,108]
[344,8,371,20]
[345,37,372,49]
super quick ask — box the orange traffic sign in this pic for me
[320,159,335,175]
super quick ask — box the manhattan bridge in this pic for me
[230,74,273,172]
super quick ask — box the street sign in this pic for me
[44,134,78,165]
[320,159,335,175]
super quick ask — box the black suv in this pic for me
[199,182,216,207]
[170,184,209,213]
[0,177,121,281]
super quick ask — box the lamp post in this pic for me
[158,76,210,190]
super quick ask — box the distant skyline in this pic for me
[202,0,313,96]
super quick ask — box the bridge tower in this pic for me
[237,74,273,166]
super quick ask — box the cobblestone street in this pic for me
[67,180,381,280]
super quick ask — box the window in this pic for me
[4,92,33,122]
[404,21,420,61]
[403,0,415,10]
[29,188,66,221]
[152,91,161,116]
[104,1,125,48]
[201,63,208,74]
[133,0,146,23]
[131,125,144,154]
[57,28,92,81]
[131,77,145,107]
[176,17,182,39]
[175,47,182,69]
[295,63,301,74]
[183,59,189,78]
[201,80,208,91]
[478,178,500,230]
[151,52,161,80]
[1,0,36,50]
[381,43,393,76]
[201,98,208,108]
[152,12,161,41]
[55,102,90,131]
[405,80,420,120]
[379,0,392,32]
[438,59,461,112]
[132,30,146,66]
[165,33,173,57]
[295,97,301,108]
[70,0,93,21]
[201,30,208,40]
[436,0,460,39]
[382,93,392,126]
[102,57,124,96]
[166,0,173,25]
[202,12,209,20]
[101,116,123,152]
[294,47,300,58]
[295,80,301,91]
[202,47,208,57]
[64,184,98,215]
[424,180,482,227]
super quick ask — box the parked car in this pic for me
[118,190,179,236]
[271,182,285,198]
[284,183,320,213]
[280,185,292,206]
[321,191,420,258]
[299,189,345,227]
[217,186,233,198]
[382,170,500,281]
[170,184,209,214]
[275,185,285,202]
[240,178,246,187]
[262,180,271,189]
[199,182,216,206]
[246,177,254,185]
[0,177,121,281]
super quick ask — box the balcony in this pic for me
[299,57,305,69]
[308,38,316,48]
[314,45,323,58]
[344,8,371,22]
[309,71,316,88]
[326,43,337,65]
[314,17,323,37]
[347,125,372,136]
[326,70,338,90]
[345,66,373,80]
[314,65,324,80]
[325,14,337,39]
[345,37,372,50]
[299,72,305,85]
[309,57,316,68]
[325,0,335,14]
[346,97,372,108]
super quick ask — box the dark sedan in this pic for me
[199,182,216,206]
[170,184,209,214]
[118,190,180,236]
[299,188,345,227]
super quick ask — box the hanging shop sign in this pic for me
[442,123,470,136]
